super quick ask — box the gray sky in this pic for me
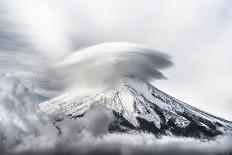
[1,0,232,120]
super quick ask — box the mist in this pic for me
[0,0,232,154]
[0,75,231,155]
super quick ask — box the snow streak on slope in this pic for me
[39,77,232,138]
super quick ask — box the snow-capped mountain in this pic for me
[39,77,232,138]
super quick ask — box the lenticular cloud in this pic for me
[55,42,173,91]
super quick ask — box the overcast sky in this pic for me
[1,0,232,120]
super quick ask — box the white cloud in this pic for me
[0,75,231,155]
[1,1,232,154]
[55,42,172,92]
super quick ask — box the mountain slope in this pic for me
[39,77,232,139]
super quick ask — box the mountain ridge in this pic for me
[39,77,232,139]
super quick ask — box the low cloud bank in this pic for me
[0,75,231,155]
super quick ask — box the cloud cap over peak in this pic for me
[56,42,173,91]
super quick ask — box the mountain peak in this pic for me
[39,77,232,139]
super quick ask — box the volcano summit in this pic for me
[39,77,232,139]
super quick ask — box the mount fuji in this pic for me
[39,77,232,139]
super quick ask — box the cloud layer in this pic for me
[0,75,231,155]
